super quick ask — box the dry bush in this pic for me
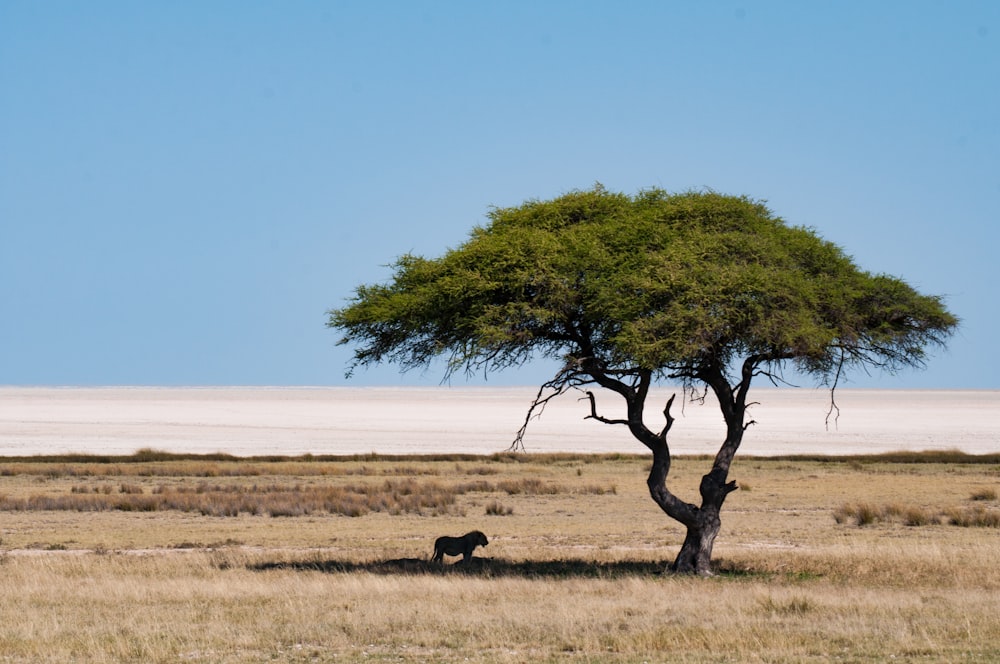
[0,473,617,519]
[833,501,999,529]
[902,505,936,526]
[485,500,513,516]
[790,449,1000,465]
[0,479,466,517]
[757,594,814,615]
[496,478,559,495]
[945,505,1000,528]
[833,501,883,526]
[970,488,997,501]
[464,465,500,475]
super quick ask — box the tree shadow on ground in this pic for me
[249,556,674,579]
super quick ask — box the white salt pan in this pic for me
[0,387,996,457]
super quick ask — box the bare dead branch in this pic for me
[509,363,595,451]
[825,347,846,430]
[581,391,630,426]
[510,381,567,451]
[825,398,841,431]
[658,393,676,440]
[754,368,798,388]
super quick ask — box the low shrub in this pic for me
[970,488,997,501]
[855,502,880,526]
[2,476,605,518]
[902,506,936,526]
[485,500,513,516]
[835,502,998,528]
[945,505,1000,528]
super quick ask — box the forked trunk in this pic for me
[583,368,746,576]
[647,418,740,575]
[670,467,736,575]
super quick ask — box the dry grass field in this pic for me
[1,451,998,663]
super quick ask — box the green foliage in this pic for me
[329,185,957,385]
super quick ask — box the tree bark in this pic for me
[671,516,721,575]
[579,362,747,575]
[648,364,747,575]
[645,435,739,575]
[669,466,738,575]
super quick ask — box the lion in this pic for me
[431,530,489,563]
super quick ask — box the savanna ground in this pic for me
[1,450,998,663]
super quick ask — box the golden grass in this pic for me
[834,500,1000,527]
[0,453,998,662]
[0,472,615,518]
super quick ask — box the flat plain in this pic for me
[1,450,998,663]
[2,386,999,457]
[1,387,998,662]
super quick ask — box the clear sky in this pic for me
[1,1,997,388]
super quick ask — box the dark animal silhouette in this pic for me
[432,530,489,563]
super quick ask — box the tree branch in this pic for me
[509,364,585,451]
[581,391,630,426]
[825,346,845,430]
[658,393,676,440]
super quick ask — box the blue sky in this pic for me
[1,1,997,388]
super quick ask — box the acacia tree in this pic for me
[328,186,957,575]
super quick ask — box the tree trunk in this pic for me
[671,514,721,575]
[662,365,748,575]
[581,369,745,576]
[670,468,736,575]
[642,397,740,576]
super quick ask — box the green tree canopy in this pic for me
[329,185,957,574]
[334,186,953,384]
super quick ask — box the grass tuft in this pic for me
[834,501,999,528]
[902,506,935,526]
[0,471,617,518]
[970,488,997,501]
[485,500,513,516]
[945,505,1000,528]
[758,594,814,615]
